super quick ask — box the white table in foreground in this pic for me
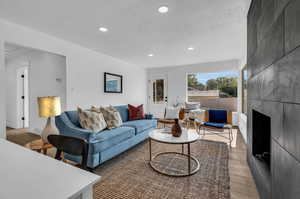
[148,129,200,177]
[0,139,100,199]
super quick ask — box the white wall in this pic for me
[5,59,20,128]
[5,49,66,132]
[0,19,147,135]
[238,62,247,143]
[147,59,240,108]
[0,39,5,138]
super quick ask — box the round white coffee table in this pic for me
[148,128,200,177]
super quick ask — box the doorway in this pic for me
[148,75,168,118]
[4,42,67,144]
[5,55,29,129]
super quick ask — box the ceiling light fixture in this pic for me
[188,47,195,51]
[158,6,169,13]
[99,27,108,32]
[148,54,154,57]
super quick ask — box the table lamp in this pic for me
[38,96,61,143]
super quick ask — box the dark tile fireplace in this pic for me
[252,110,271,169]
[247,0,300,198]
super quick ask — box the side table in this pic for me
[25,139,53,155]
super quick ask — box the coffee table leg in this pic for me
[149,139,152,161]
[188,143,191,174]
[182,144,184,154]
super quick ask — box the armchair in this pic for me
[194,109,233,147]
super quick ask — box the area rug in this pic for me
[94,139,230,199]
[6,128,40,146]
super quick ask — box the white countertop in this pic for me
[149,129,199,144]
[0,139,100,199]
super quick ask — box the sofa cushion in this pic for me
[65,111,81,127]
[203,122,226,128]
[113,105,129,122]
[89,126,135,153]
[122,119,157,134]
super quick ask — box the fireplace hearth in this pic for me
[252,110,271,169]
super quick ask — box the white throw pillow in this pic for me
[165,106,181,119]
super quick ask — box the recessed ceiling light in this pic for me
[188,47,195,51]
[148,54,154,57]
[158,6,169,13]
[99,27,108,32]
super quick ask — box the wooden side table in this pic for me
[25,139,53,155]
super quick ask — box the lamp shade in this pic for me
[38,96,61,118]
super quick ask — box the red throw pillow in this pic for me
[128,104,145,120]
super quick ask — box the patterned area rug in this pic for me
[94,139,230,199]
[6,128,40,146]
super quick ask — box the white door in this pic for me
[148,76,167,118]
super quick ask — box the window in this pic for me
[242,66,248,114]
[187,71,238,111]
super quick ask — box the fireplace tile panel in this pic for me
[260,65,279,101]
[247,153,271,199]
[276,47,300,104]
[257,0,275,42]
[285,0,300,53]
[283,103,300,162]
[272,139,300,199]
[263,101,283,145]
[247,0,300,198]
[250,13,284,78]
[274,0,291,21]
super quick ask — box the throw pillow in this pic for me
[92,106,123,129]
[77,107,107,132]
[165,106,181,119]
[128,104,145,120]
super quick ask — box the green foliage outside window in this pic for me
[187,73,238,98]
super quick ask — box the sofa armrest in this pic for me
[55,113,96,142]
[66,126,96,142]
[145,113,154,120]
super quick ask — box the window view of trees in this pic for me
[187,71,238,111]
[188,73,237,98]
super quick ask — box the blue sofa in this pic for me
[55,105,157,168]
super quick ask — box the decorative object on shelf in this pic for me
[38,96,61,143]
[171,119,182,137]
[104,72,123,93]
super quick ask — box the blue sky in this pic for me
[195,71,238,84]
